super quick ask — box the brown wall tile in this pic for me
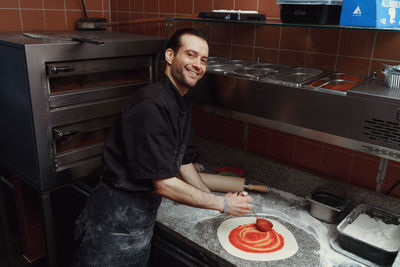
[320,146,353,182]
[144,0,158,13]
[2,0,19,8]
[293,138,323,171]
[255,25,280,49]
[117,12,131,32]
[45,11,67,31]
[254,48,278,63]
[212,23,233,43]
[0,10,22,32]
[269,132,295,163]
[280,27,309,51]
[43,0,64,9]
[232,24,255,46]
[211,43,231,57]
[117,0,130,12]
[279,50,306,67]
[176,0,193,14]
[305,53,336,71]
[247,124,270,157]
[194,0,213,15]
[206,115,229,143]
[336,56,370,75]
[226,119,244,150]
[349,155,379,191]
[130,0,143,12]
[231,45,253,60]
[160,0,175,14]
[65,0,82,10]
[85,0,104,10]
[338,29,375,58]
[235,0,257,11]
[259,0,280,18]
[193,21,211,39]
[66,11,83,31]
[21,10,45,32]
[374,31,400,61]
[308,28,340,54]
[213,0,234,10]
[20,0,42,8]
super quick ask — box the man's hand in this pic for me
[223,191,253,216]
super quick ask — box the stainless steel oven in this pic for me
[0,31,165,191]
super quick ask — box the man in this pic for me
[71,28,253,267]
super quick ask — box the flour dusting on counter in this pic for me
[343,214,400,251]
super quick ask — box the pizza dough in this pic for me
[217,217,298,261]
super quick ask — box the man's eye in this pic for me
[201,59,207,64]
[187,53,193,57]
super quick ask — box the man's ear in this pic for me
[165,48,174,65]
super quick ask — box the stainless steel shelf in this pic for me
[165,17,400,32]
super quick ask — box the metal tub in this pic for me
[306,189,350,223]
[337,204,400,266]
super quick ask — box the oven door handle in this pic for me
[53,128,80,140]
[48,64,76,74]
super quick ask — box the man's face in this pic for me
[167,34,209,92]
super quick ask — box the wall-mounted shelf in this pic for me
[165,17,400,32]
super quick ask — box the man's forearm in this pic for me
[153,177,223,212]
[178,163,211,193]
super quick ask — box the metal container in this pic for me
[306,189,350,223]
[266,67,324,86]
[383,68,400,89]
[337,204,400,266]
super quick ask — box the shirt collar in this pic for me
[160,73,189,111]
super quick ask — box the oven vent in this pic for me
[363,119,400,147]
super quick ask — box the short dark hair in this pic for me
[166,28,208,53]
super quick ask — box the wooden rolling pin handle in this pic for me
[246,184,269,192]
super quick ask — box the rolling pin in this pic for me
[199,173,268,193]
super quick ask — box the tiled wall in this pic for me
[0,0,110,32]
[109,0,400,79]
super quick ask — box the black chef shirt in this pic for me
[101,74,196,191]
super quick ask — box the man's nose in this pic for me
[192,58,202,69]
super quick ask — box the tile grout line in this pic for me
[304,28,311,67]
[277,26,282,64]
[368,31,378,77]
[42,0,46,31]
[63,0,68,29]
[334,29,342,72]
[18,0,23,32]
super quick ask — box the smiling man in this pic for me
[71,28,253,267]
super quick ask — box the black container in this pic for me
[280,4,342,24]
[337,204,400,266]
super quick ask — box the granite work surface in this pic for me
[156,137,400,266]
[157,189,366,266]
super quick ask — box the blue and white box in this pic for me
[340,0,400,27]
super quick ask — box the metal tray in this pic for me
[268,67,324,86]
[337,204,400,266]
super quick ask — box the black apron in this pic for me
[71,112,192,267]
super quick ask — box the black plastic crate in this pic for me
[280,4,342,24]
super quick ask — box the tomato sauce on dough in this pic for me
[228,224,284,253]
